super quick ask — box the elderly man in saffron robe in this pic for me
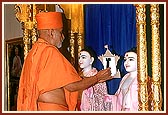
[17,11,112,111]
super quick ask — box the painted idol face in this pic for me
[79,51,93,69]
[124,52,137,73]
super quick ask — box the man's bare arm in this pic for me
[64,68,112,92]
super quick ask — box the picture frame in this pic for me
[5,37,24,111]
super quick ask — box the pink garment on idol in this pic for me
[80,68,113,111]
[111,73,138,111]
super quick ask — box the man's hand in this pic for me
[96,68,113,82]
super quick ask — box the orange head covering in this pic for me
[36,12,63,30]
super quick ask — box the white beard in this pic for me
[56,43,62,48]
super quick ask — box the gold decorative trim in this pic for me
[150,4,162,111]
[135,4,149,111]
[77,33,84,53]
[77,33,84,71]
[15,4,37,59]
[70,32,75,66]
[15,4,31,23]
[32,4,37,44]
[22,28,30,59]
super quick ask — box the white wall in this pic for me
[4,4,23,40]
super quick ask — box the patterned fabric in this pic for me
[80,68,113,111]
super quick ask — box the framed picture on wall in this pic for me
[5,37,24,111]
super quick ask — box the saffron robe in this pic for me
[17,38,81,111]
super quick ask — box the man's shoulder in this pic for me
[34,39,59,52]
[42,44,59,53]
[29,43,60,58]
